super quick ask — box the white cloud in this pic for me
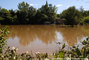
[29,4,38,6]
[29,4,34,6]
[56,4,62,7]
[84,8,89,11]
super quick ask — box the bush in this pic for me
[60,6,82,25]
[54,37,89,58]
[0,26,9,53]
[81,16,89,24]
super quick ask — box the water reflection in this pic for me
[6,25,89,54]
[56,25,89,45]
[8,25,57,46]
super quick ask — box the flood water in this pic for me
[6,25,89,54]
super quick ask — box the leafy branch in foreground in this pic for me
[54,37,89,59]
[0,26,9,53]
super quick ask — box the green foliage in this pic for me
[17,2,30,24]
[0,17,4,21]
[0,7,1,10]
[0,47,33,60]
[54,37,89,58]
[18,2,29,12]
[75,48,81,57]
[59,51,65,58]
[0,2,89,25]
[0,8,9,14]
[82,40,88,45]
[0,26,9,53]
[62,43,65,49]
[83,11,89,17]
[0,8,17,25]
[81,16,89,24]
[35,1,57,24]
[82,47,87,58]
[28,6,37,24]
[16,1,57,24]
[17,11,28,24]
[60,6,82,25]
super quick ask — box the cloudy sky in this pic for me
[0,0,89,13]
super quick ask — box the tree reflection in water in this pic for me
[6,25,89,54]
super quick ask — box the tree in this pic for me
[0,7,1,11]
[36,1,57,24]
[18,2,29,12]
[9,10,17,24]
[79,6,84,13]
[0,8,13,24]
[28,6,37,24]
[17,2,29,24]
[0,1,58,25]
[81,16,89,24]
[60,6,82,25]
[16,10,28,24]
[83,11,89,17]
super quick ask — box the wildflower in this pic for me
[13,56,16,59]
[19,59,22,60]
[1,55,4,58]
[12,47,15,50]
[44,58,49,60]
[53,53,56,55]
[26,51,29,54]
[16,48,18,51]
[66,57,71,60]
[7,31,10,34]
[84,58,88,60]
[35,52,40,54]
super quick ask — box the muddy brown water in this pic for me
[6,25,89,54]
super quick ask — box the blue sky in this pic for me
[0,0,89,13]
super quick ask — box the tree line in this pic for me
[60,6,89,25]
[0,1,89,25]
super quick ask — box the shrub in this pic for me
[0,26,9,53]
[81,16,89,24]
